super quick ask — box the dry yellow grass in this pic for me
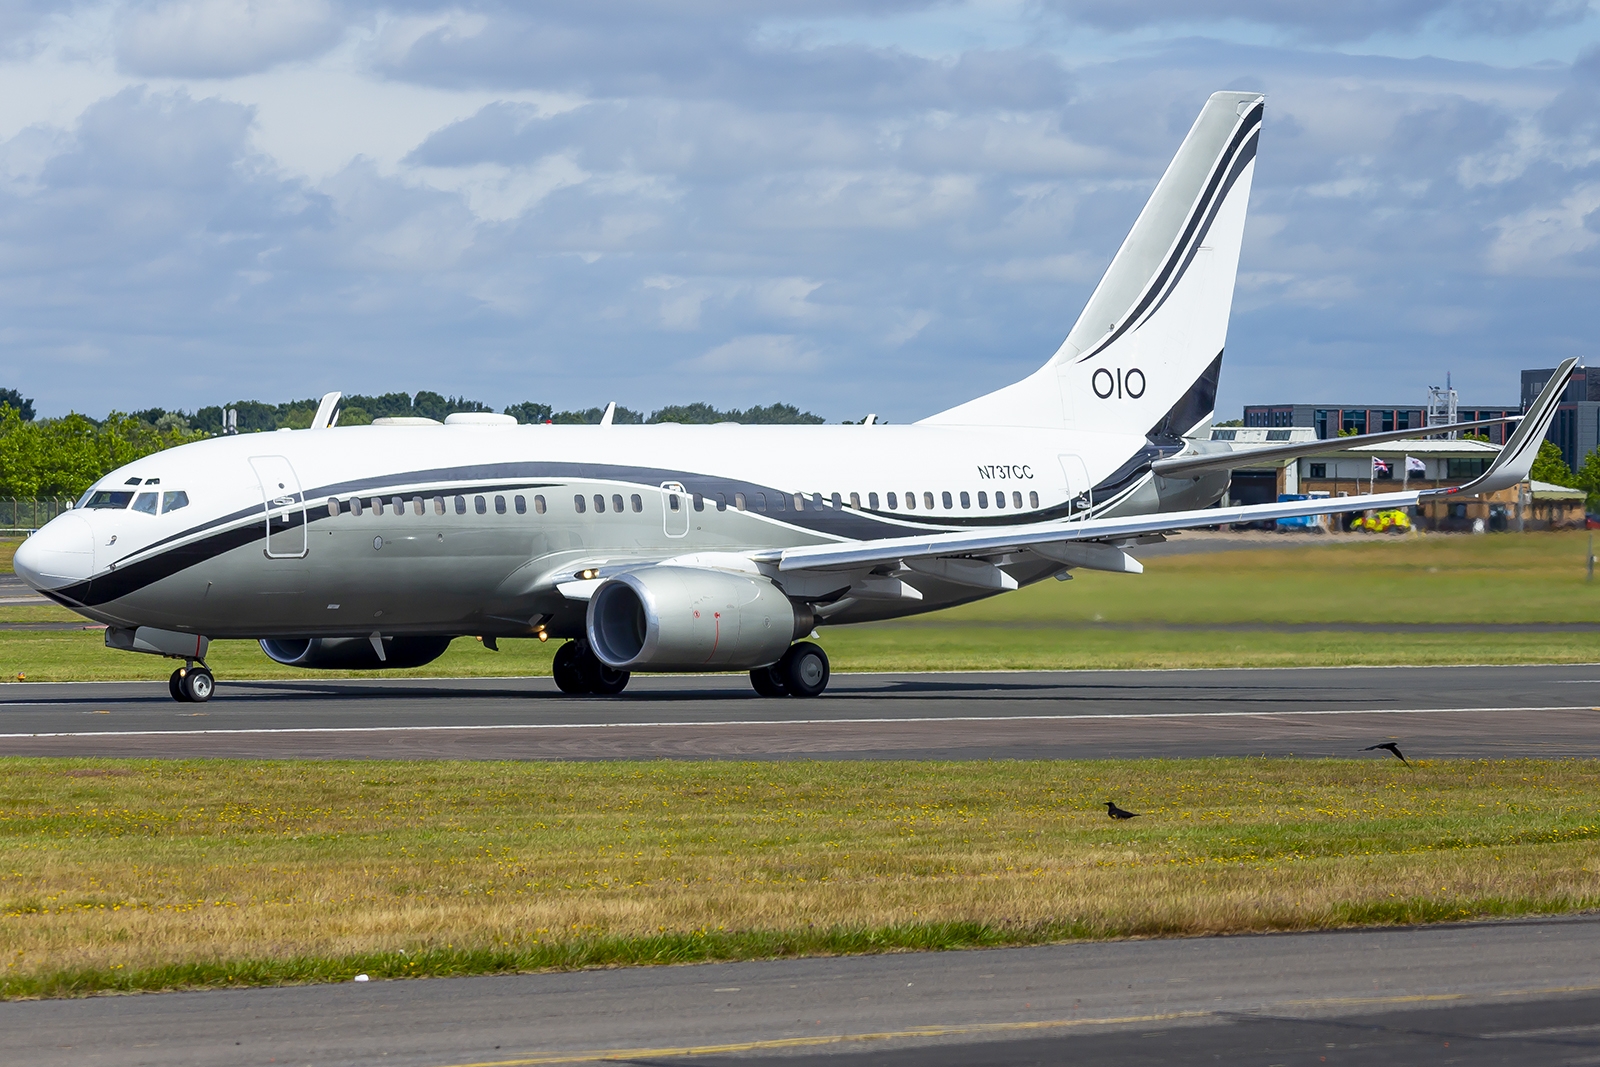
[3,758,1598,995]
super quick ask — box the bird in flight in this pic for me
[1364,742,1409,765]
[1105,801,1142,820]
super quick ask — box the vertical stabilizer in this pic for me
[923,91,1263,434]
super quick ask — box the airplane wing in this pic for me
[770,357,1577,577]
[1151,414,1522,478]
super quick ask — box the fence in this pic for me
[0,499,74,531]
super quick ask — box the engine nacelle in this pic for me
[258,636,453,670]
[587,567,809,672]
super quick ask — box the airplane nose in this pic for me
[13,513,94,590]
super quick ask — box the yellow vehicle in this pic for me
[1351,509,1413,534]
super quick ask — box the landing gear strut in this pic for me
[552,640,630,696]
[749,641,829,698]
[169,663,214,703]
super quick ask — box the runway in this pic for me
[0,663,1597,760]
[5,915,1600,1066]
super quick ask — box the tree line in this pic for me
[0,389,831,499]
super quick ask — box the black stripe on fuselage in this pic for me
[1077,101,1262,365]
[50,462,1077,607]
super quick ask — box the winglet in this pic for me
[310,391,342,430]
[1424,356,1577,499]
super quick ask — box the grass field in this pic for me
[3,531,1599,680]
[2,757,1596,998]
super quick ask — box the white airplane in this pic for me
[13,91,1573,703]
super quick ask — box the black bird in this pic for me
[1364,742,1410,765]
[1105,801,1142,820]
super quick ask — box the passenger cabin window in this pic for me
[1012,491,1022,509]
[162,491,189,514]
[849,492,860,509]
[630,494,642,513]
[86,491,134,509]
[735,492,747,511]
[574,494,586,513]
[534,495,547,514]
[326,496,339,518]
[132,492,158,515]
[903,491,914,510]
[831,492,842,509]
[668,493,681,511]
[868,492,879,509]
[413,496,424,515]
[495,495,507,514]
[593,494,606,513]
[942,491,953,510]
[755,492,767,512]
[993,491,1004,509]
[960,491,971,509]
[1029,491,1039,508]
[455,495,466,515]
[392,496,404,514]
[433,496,445,515]
[475,495,487,515]
[886,492,897,509]
[925,492,936,510]
[716,493,727,511]
[350,497,363,516]
[515,495,526,514]
[693,494,704,511]
[372,497,384,515]
[611,494,624,513]
[975,491,985,509]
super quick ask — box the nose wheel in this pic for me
[169,665,214,703]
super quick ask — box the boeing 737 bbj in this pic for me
[13,91,1573,703]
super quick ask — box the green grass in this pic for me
[2,757,1598,997]
[3,532,1600,680]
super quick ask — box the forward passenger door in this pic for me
[249,456,307,558]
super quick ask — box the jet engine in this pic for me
[258,635,453,670]
[587,567,810,672]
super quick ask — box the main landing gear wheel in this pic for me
[778,642,829,698]
[170,666,214,703]
[749,665,787,697]
[552,640,631,696]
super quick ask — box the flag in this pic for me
[1372,457,1391,478]
[1406,456,1426,475]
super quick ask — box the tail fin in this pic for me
[923,90,1264,434]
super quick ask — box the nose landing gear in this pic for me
[169,663,215,703]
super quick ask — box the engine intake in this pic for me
[587,567,809,672]
[259,636,453,670]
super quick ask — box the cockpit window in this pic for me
[132,492,159,515]
[162,491,189,514]
[86,491,135,509]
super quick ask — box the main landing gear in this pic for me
[552,640,631,696]
[169,663,215,703]
[749,641,830,698]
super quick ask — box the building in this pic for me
[1522,366,1600,470]
[1211,429,1583,531]
[1241,401,1519,444]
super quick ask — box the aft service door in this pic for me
[250,456,307,558]
[661,482,689,538]
[1058,454,1091,519]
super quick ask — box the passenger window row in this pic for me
[330,493,549,518]
[681,488,1041,515]
[573,493,645,515]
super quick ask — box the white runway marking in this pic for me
[0,705,1594,739]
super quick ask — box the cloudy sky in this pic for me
[1,2,1598,422]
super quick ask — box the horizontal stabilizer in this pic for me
[1152,414,1523,478]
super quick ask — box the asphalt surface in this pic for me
[0,664,1597,760]
[6,915,1600,1066]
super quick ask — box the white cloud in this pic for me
[1487,182,1600,275]
[116,0,345,77]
